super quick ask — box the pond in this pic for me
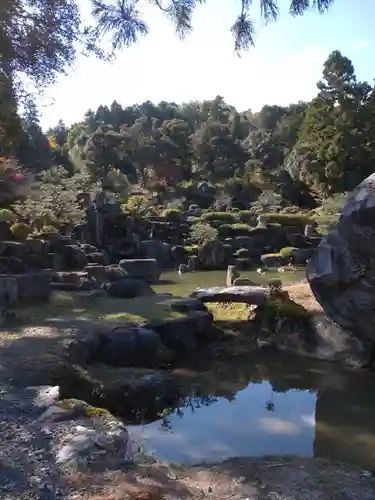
[152,267,306,296]
[129,352,375,471]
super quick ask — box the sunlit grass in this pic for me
[16,291,183,326]
[207,302,254,321]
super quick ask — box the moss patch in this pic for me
[207,302,254,321]
[56,398,111,418]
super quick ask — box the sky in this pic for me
[38,0,375,130]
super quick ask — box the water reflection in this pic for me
[129,352,375,470]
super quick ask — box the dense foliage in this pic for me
[0,49,373,233]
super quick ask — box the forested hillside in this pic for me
[1,50,374,230]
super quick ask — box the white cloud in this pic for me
[353,40,369,50]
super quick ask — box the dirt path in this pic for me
[284,281,323,313]
[63,456,375,499]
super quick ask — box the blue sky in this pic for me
[38,0,375,130]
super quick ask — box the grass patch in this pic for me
[202,212,236,224]
[16,291,184,326]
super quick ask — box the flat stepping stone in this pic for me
[189,286,269,305]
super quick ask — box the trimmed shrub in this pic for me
[41,225,59,234]
[184,244,199,255]
[263,213,310,227]
[162,208,183,222]
[10,222,30,240]
[0,209,16,223]
[202,212,236,224]
[218,223,253,237]
[190,222,218,243]
[123,195,148,214]
[279,247,295,260]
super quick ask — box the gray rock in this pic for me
[169,297,208,314]
[139,239,172,269]
[103,265,128,282]
[198,239,226,269]
[86,252,106,264]
[119,258,160,283]
[35,400,133,470]
[256,309,370,368]
[233,277,256,286]
[61,365,179,422]
[226,265,240,287]
[188,255,199,270]
[151,311,213,353]
[261,254,283,268]
[307,174,375,343]
[14,272,51,302]
[178,263,190,274]
[97,325,169,367]
[171,245,187,265]
[291,247,314,264]
[59,244,87,270]
[190,286,269,305]
[0,275,18,307]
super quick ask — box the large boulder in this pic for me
[0,275,18,324]
[59,244,87,270]
[119,258,160,283]
[151,311,213,353]
[9,272,51,302]
[198,239,226,269]
[139,239,172,269]
[59,365,179,422]
[307,173,375,344]
[255,305,370,368]
[34,398,133,471]
[98,326,169,367]
[0,241,29,259]
[68,325,169,368]
[261,253,283,268]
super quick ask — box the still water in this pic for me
[129,352,375,471]
[153,267,306,296]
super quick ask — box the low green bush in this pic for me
[0,209,16,223]
[162,208,183,221]
[10,222,30,240]
[184,244,199,255]
[218,223,253,237]
[190,222,218,243]
[202,212,236,224]
[263,213,310,227]
[279,247,295,260]
[40,225,59,234]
